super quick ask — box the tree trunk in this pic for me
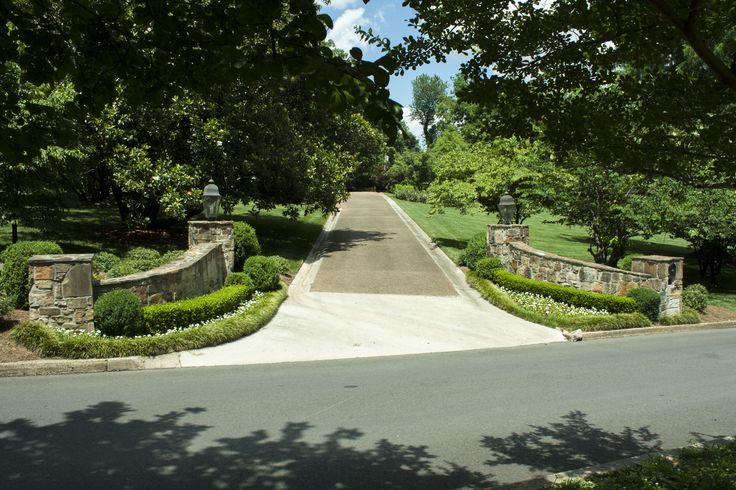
[11,222,17,244]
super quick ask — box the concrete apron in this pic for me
[179,193,564,367]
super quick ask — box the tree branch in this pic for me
[646,0,736,92]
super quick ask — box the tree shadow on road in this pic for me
[482,410,662,475]
[0,404,668,489]
[0,401,486,489]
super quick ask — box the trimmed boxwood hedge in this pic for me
[627,287,661,321]
[12,284,287,359]
[144,285,252,334]
[484,268,637,314]
[467,271,650,331]
[94,289,146,337]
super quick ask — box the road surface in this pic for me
[2,329,735,488]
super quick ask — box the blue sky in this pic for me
[317,0,466,139]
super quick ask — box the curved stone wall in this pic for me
[94,243,226,305]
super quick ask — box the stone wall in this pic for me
[28,254,94,331]
[487,224,683,317]
[189,221,234,273]
[94,243,226,305]
[27,220,234,331]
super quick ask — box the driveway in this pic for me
[180,192,564,367]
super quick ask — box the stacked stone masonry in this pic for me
[189,221,234,273]
[28,220,235,331]
[487,224,683,317]
[94,243,226,306]
[28,254,95,331]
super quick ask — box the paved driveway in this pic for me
[180,192,564,367]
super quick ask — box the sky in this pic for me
[317,0,467,141]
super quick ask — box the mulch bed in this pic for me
[699,305,736,323]
[0,309,40,363]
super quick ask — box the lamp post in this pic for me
[498,193,517,224]
[202,179,221,220]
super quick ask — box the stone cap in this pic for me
[487,224,529,229]
[28,254,94,265]
[188,220,233,226]
[632,255,683,263]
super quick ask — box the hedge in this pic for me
[0,240,63,308]
[627,287,661,321]
[144,285,252,334]
[12,283,288,359]
[466,272,650,332]
[94,289,146,337]
[485,268,637,314]
[233,222,261,271]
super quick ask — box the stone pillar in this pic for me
[631,255,684,317]
[487,224,530,264]
[188,221,235,273]
[28,254,94,331]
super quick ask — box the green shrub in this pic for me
[122,247,160,271]
[391,183,427,203]
[617,254,642,271]
[658,307,700,325]
[459,232,488,269]
[160,250,183,264]
[106,261,142,278]
[92,252,121,276]
[627,287,661,321]
[267,255,291,274]
[0,292,12,316]
[12,285,287,359]
[683,284,709,312]
[487,268,637,313]
[224,272,254,289]
[475,257,503,279]
[233,222,261,271]
[144,285,252,334]
[94,289,146,337]
[244,255,280,291]
[0,240,63,308]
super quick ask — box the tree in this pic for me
[0,62,78,242]
[376,1,736,185]
[426,137,552,222]
[544,161,656,267]
[409,74,448,146]
[652,180,736,285]
[1,0,402,166]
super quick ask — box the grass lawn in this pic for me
[0,202,327,274]
[391,197,736,310]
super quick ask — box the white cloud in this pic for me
[326,8,369,52]
[317,0,361,11]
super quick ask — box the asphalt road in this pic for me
[2,329,735,489]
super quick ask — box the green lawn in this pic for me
[0,203,326,274]
[391,197,736,310]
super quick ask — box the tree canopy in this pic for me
[375,0,736,185]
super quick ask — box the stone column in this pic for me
[486,224,530,264]
[631,255,684,317]
[188,221,235,273]
[28,254,94,331]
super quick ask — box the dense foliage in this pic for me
[626,288,662,321]
[683,284,709,312]
[93,289,146,337]
[459,232,489,269]
[233,222,261,272]
[243,255,281,292]
[380,0,736,186]
[0,240,63,308]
